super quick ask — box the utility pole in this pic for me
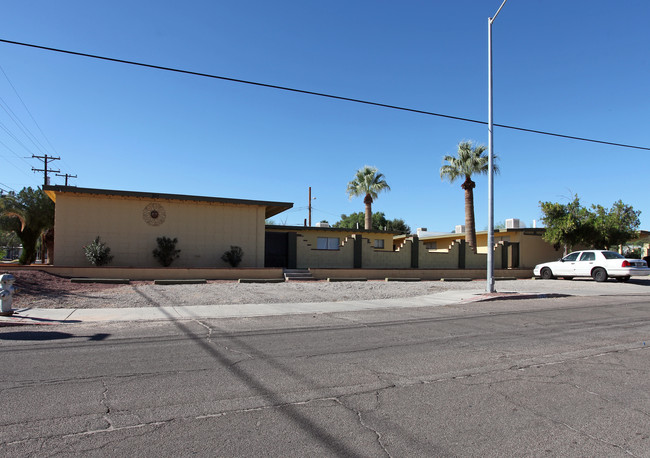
[486,0,509,294]
[55,173,77,186]
[308,187,317,226]
[308,187,312,226]
[32,154,60,186]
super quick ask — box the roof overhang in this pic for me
[43,185,293,219]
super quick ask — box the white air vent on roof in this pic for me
[506,218,521,229]
[315,222,330,228]
[455,225,465,234]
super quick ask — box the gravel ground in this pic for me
[7,270,650,309]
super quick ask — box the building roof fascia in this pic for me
[265,224,401,235]
[43,185,293,218]
[416,227,547,241]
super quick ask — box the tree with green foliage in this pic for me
[0,231,19,260]
[346,166,390,230]
[0,187,55,264]
[440,141,498,252]
[586,200,640,249]
[540,196,640,254]
[333,212,411,234]
[386,218,411,235]
[539,195,589,255]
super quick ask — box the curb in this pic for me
[467,292,571,303]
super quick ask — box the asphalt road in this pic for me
[1,294,649,457]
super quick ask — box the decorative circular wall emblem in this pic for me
[143,203,166,226]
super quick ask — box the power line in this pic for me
[0,137,35,178]
[0,38,649,152]
[0,63,73,175]
[0,181,16,192]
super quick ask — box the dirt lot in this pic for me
[7,269,649,310]
[6,270,458,309]
[8,270,137,307]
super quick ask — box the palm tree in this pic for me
[346,166,390,230]
[0,187,55,264]
[440,141,498,252]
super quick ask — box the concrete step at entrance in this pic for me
[283,269,315,281]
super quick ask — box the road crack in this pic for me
[100,380,113,430]
[335,392,391,458]
[194,320,255,361]
[494,389,639,456]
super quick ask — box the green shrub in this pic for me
[221,245,244,267]
[83,236,114,266]
[153,236,180,267]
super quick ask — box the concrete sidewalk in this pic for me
[0,289,554,326]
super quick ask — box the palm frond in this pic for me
[440,140,497,183]
[346,165,390,200]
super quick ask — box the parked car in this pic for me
[534,250,650,282]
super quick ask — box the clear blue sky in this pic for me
[1,1,648,231]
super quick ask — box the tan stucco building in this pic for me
[44,186,292,268]
[265,225,400,269]
[399,228,562,269]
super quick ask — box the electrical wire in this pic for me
[0,95,48,154]
[0,64,58,156]
[0,120,38,156]
[0,38,648,152]
[0,62,75,183]
[0,181,16,192]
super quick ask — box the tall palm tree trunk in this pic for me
[462,177,477,252]
[364,194,373,230]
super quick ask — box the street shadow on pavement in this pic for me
[0,331,110,341]
[132,286,367,458]
[8,311,82,325]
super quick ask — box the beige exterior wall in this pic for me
[418,240,462,269]
[361,237,412,268]
[265,227,396,269]
[5,265,283,280]
[505,231,562,267]
[269,227,393,251]
[53,193,267,268]
[296,233,355,268]
[310,268,533,281]
[419,229,560,268]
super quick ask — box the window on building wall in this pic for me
[424,241,437,250]
[317,237,340,250]
[374,239,384,249]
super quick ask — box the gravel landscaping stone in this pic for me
[7,269,650,310]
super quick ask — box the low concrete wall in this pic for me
[2,264,533,281]
[310,268,533,281]
[361,238,412,269]
[1,265,284,281]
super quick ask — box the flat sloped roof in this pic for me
[266,224,401,235]
[43,185,293,219]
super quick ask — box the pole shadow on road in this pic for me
[132,286,367,458]
[0,331,110,341]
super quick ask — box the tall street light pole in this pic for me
[487,0,508,293]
